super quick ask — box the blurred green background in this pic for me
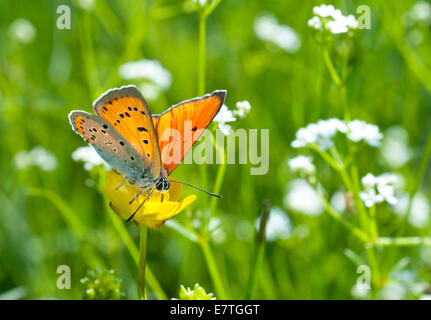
[1,0,431,300]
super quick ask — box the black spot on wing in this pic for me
[137,127,148,132]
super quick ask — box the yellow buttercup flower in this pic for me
[103,170,196,228]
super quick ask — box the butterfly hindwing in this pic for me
[152,90,226,175]
[69,110,153,183]
[93,85,162,178]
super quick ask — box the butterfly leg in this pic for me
[129,184,152,205]
[115,177,127,190]
[127,186,156,222]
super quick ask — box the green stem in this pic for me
[244,201,270,299]
[138,225,148,300]
[406,132,431,219]
[199,236,228,299]
[321,196,369,242]
[375,236,431,247]
[98,171,167,300]
[322,47,342,86]
[365,244,381,290]
[105,203,167,300]
[208,135,227,227]
[369,205,379,240]
[198,14,206,96]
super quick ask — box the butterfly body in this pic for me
[69,85,226,197]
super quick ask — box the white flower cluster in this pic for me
[380,126,413,169]
[284,179,324,217]
[13,146,57,172]
[288,155,315,176]
[291,118,383,150]
[403,1,431,27]
[118,59,172,100]
[72,146,110,171]
[359,173,398,208]
[308,4,358,35]
[213,101,251,135]
[254,14,301,53]
[9,18,36,44]
[393,191,430,229]
[234,101,251,119]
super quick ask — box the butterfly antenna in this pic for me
[169,179,222,198]
[127,186,156,222]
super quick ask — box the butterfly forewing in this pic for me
[152,90,226,175]
[93,85,162,178]
[69,111,152,183]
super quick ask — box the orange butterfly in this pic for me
[69,85,226,220]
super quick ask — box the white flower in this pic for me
[77,0,95,10]
[118,59,172,90]
[234,101,251,119]
[192,0,210,7]
[390,191,429,229]
[376,184,397,205]
[307,16,322,30]
[359,173,398,207]
[217,123,232,136]
[291,127,317,148]
[327,19,349,34]
[291,118,346,150]
[256,207,292,242]
[361,173,377,188]
[309,5,358,35]
[343,14,359,29]
[346,120,383,147]
[214,104,236,135]
[288,155,315,176]
[284,179,324,216]
[13,146,57,172]
[72,146,110,171]
[380,126,413,169]
[138,83,162,101]
[214,104,236,123]
[330,191,346,212]
[404,1,431,26]
[9,19,36,44]
[208,217,226,244]
[379,282,406,300]
[408,193,430,228]
[360,188,384,207]
[254,14,301,53]
[312,4,336,18]
[291,118,382,150]
[351,283,371,299]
